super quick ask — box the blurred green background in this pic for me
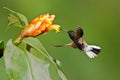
[0,0,120,80]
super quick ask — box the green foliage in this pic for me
[2,7,67,80]
[0,40,4,48]
[0,40,4,58]
[0,58,8,80]
[3,7,28,30]
[7,13,24,30]
[4,38,67,80]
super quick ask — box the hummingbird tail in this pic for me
[84,45,101,58]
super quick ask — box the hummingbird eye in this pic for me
[67,30,76,39]
[68,30,75,34]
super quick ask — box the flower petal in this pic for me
[48,25,60,32]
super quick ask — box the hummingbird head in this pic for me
[67,30,75,35]
[67,30,76,41]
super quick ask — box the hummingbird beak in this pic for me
[60,28,68,32]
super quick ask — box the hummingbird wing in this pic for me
[67,30,82,50]
[76,26,84,39]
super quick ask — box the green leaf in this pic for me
[3,7,28,30]
[23,37,53,60]
[6,14,23,30]
[54,59,63,70]
[23,37,67,80]
[0,40,4,49]
[0,58,8,80]
[0,40,4,58]
[4,39,67,80]
[4,40,31,80]
[29,48,63,80]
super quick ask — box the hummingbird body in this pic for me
[55,27,101,59]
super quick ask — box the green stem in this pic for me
[13,37,22,44]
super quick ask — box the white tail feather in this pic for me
[83,45,101,58]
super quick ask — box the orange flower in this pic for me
[14,14,60,44]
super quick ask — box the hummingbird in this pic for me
[54,26,101,58]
